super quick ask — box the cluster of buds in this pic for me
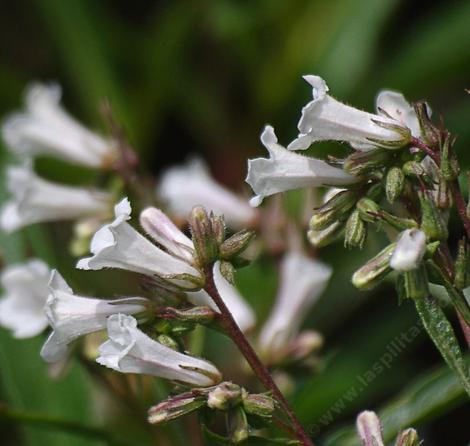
[148,381,274,443]
[356,411,421,446]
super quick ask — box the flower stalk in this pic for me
[203,265,314,446]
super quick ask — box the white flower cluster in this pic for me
[1,83,117,233]
[246,74,422,206]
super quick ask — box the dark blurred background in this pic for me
[0,1,469,445]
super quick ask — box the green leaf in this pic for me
[324,356,469,445]
[414,296,470,396]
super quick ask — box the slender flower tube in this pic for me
[390,229,427,272]
[258,251,332,360]
[288,75,413,151]
[0,259,50,338]
[0,163,113,233]
[2,83,117,168]
[158,158,257,228]
[77,198,203,290]
[356,411,385,446]
[187,262,256,332]
[41,270,151,363]
[97,314,222,387]
[246,125,358,206]
[140,208,255,330]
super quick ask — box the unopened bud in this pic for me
[242,392,275,418]
[385,166,405,204]
[352,243,396,290]
[219,230,255,260]
[211,214,226,245]
[418,191,448,241]
[219,260,236,284]
[308,221,343,248]
[311,190,357,231]
[344,210,367,249]
[159,306,216,324]
[454,239,467,290]
[207,382,242,410]
[356,411,384,446]
[148,393,206,424]
[287,330,324,362]
[440,134,459,181]
[403,160,428,178]
[413,101,439,147]
[436,177,452,209]
[189,206,219,265]
[395,428,420,446]
[228,407,249,443]
[403,265,429,299]
[156,334,180,351]
[356,198,381,223]
[343,149,390,176]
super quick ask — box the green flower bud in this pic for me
[189,206,220,266]
[402,160,428,178]
[403,264,429,299]
[344,210,367,249]
[219,229,255,260]
[156,334,179,351]
[352,243,396,290]
[207,382,242,410]
[219,260,236,284]
[418,191,448,241]
[356,198,381,223]
[343,148,390,176]
[242,392,275,418]
[385,166,405,204]
[395,428,420,446]
[311,189,357,231]
[440,134,459,181]
[148,393,206,424]
[307,221,343,248]
[436,177,452,209]
[158,306,216,324]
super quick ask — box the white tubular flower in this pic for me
[2,83,117,168]
[246,126,358,207]
[0,259,50,338]
[288,75,412,151]
[258,251,332,358]
[41,270,151,363]
[390,229,427,272]
[356,411,385,446]
[187,262,256,332]
[97,314,222,387]
[77,198,203,290]
[0,164,112,233]
[158,158,257,228]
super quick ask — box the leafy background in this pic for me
[0,0,469,445]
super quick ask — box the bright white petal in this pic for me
[246,126,357,206]
[97,314,222,387]
[356,411,384,446]
[390,229,426,272]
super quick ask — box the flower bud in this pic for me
[402,160,428,178]
[242,392,275,418]
[148,393,206,424]
[189,206,220,266]
[287,330,324,362]
[310,190,357,231]
[395,428,420,446]
[436,177,452,209]
[344,210,367,249]
[343,149,390,176]
[219,230,255,260]
[352,243,396,290]
[356,411,384,446]
[207,382,242,410]
[440,134,459,181]
[413,101,439,147]
[308,221,343,248]
[228,407,249,444]
[158,306,216,324]
[356,198,381,223]
[219,260,236,284]
[403,265,429,300]
[385,166,405,204]
[418,191,448,241]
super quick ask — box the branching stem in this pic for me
[203,266,313,446]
